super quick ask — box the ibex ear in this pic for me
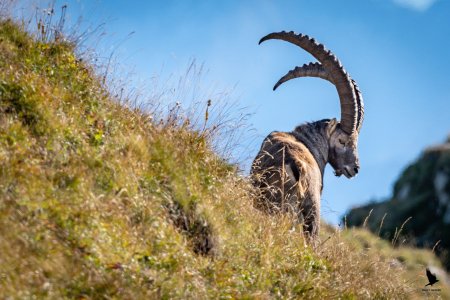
[327,118,338,135]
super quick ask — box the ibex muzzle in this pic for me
[251,31,364,239]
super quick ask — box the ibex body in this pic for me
[251,31,364,240]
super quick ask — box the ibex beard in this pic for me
[251,31,364,241]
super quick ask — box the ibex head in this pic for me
[259,31,364,178]
[328,121,360,178]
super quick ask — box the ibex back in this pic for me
[251,31,364,240]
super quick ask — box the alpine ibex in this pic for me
[251,31,364,239]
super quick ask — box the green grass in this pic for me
[0,18,449,299]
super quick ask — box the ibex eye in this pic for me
[339,139,346,145]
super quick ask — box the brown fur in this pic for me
[251,130,323,239]
[270,132,319,198]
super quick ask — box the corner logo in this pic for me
[422,268,441,293]
[425,268,439,287]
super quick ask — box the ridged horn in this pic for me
[273,62,334,91]
[260,31,359,134]
[351,79,364,133]
[274,63,364,133]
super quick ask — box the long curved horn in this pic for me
[274,64,364,133]
[273,62,334,91]
[351,79,364,133]
[260,31,358,134]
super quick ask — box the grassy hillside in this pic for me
[0,18,448,299]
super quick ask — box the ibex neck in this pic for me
[291,120,330,176]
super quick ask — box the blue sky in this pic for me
[29,0,450,224]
